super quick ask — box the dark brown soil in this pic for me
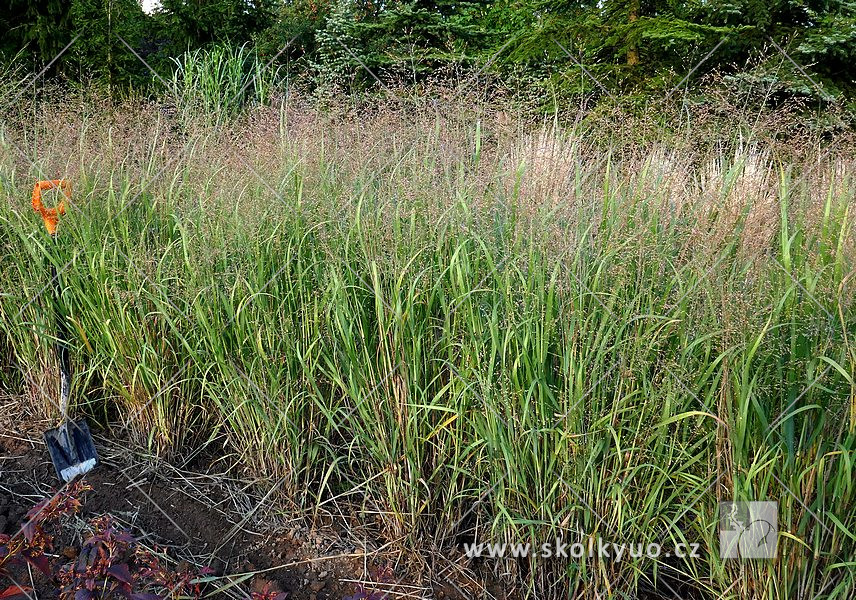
[2,427,695,600]
[0,431,415,600]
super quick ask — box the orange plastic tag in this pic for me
[32,180,71,235]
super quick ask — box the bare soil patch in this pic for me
[0,429,416,600]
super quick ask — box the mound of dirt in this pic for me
[0,432,406,600]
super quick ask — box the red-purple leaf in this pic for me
[21,522,36,544]
[25,501,48,521]
[115,531,135,544]
[75,590,94,600]
[23,553,51,576]
[107,563,133,584]
[0,585,32,600]
[131,593,163,600]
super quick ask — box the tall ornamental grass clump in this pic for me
[169,43,282,124]
[0,95,854,599]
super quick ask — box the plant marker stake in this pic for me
[34,180,98,482]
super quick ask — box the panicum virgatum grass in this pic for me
[1,90,854,599]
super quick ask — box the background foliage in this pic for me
[1,0,854,106]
